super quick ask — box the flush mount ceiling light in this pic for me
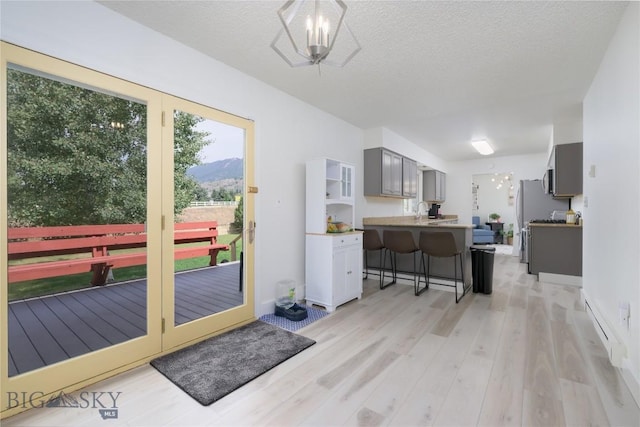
[271,0,361,68]
[472,139,494,156]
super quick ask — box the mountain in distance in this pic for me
[187,157,243,183]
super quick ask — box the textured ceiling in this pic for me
[98,1,627,161]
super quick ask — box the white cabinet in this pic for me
[423,170,446,202]
[306,158,355,234]
[305,233,363,312]
[306,158,361,312]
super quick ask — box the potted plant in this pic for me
[501,223,514,245]
[489,213,501,223]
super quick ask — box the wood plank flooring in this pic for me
[4,254,639,426]
[7,263,242,377]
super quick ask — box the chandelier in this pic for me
[271,0,361,68]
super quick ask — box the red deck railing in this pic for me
[8,221,229,286]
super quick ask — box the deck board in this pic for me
[67,291,145,338]
[8,263,242,376]
[10,302,68,365]
[7,308,43,375]
[24,299,91,358]
[40,296,112,350]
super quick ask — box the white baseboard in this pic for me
[583,293,626,367]
[539,272,582,287]
[582,289,640,407]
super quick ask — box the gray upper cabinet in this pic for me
[553,142,583,197]
[364,148,414,198]
[423,170,446,202]
[402,157,417,198]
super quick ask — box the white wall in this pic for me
[583,2,640,399]
[472,173,516,230]
[0,1,364,316]
[446,152,548,236]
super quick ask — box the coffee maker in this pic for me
[428,203,440,219]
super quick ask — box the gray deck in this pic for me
[7,263,242,377]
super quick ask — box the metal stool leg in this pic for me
[381,248,396,289]
[378,248,384,288]
[457,253,470,303]
[416,252,429,296]
[363,250,369,279]
[454,256,459,303]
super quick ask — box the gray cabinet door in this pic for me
[402,157,417,197]
[364,148,406,197]
[382,150,402,196]
[554,142,583,197]
[423,170,446,202]
[529,225,582,276]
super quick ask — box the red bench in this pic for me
[8,221,229,286]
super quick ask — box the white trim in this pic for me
[581,289,640,407]
[539,272,582,287]
[582,290,626,366]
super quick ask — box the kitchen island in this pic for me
[363,216,474,289]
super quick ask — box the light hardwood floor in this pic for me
[4,254,640,426]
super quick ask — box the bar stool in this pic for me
[363,229,385,288]
[382,230,419,290]
[417,231,469,302]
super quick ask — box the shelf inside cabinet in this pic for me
[326,198,352,204]
[325,160,341,181]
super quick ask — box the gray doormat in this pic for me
[150,320,315,405]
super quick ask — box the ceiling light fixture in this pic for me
[271,0,361,68]
[472,139,494,156]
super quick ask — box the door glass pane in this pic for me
[173,111,244,326]
[6,67,148,377]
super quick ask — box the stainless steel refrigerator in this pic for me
[516,179,569,262]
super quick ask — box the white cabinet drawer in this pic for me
[332,233,362,248]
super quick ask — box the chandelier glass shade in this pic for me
[271,0,361,68]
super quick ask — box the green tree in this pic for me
[230,196,243,233]
[7,69,208,226]
[193,185,209,201]
[211,188,235,201]
[172,110,209,214]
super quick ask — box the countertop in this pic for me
[529,223,582,228]
[363,215,473,229]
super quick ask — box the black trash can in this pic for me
[470,245,496,294]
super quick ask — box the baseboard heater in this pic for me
[585,299,626,367]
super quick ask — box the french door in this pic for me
[160,96,255,349]
[0,42,254,417]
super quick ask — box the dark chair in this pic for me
[363,229,385,287]
[417,231,469,302]
[382,230,419,290]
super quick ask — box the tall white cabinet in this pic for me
[305,158,362,312]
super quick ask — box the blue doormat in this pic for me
[259,304,329,332]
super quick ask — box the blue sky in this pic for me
[195,118,244,163]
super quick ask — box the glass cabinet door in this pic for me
[341,165,353,199]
